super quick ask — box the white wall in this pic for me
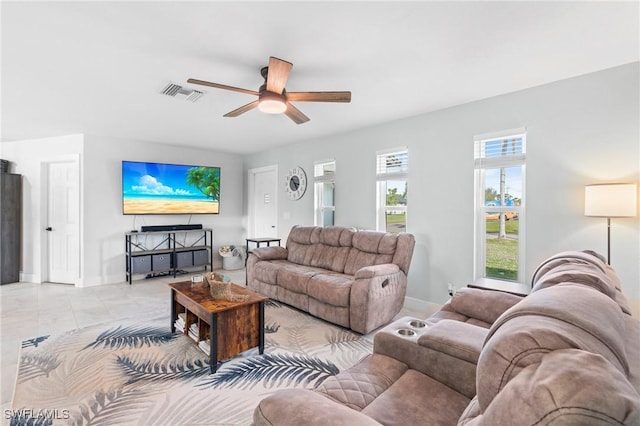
[2,134,245,286]
[2,64,638,314]
[244,63,640,314]
[1,134,84,283]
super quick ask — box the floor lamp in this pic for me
[584,183,637,265]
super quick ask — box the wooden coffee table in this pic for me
[169,281,269,373]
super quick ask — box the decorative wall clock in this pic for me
[285,166,307,200]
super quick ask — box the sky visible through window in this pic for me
[482,137,524,203]
[485,167,522,202]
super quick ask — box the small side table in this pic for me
[246,237,281,252]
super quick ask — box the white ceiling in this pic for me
[2,1,638,155]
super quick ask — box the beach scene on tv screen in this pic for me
[123,162,220,214]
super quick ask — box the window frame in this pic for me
[313,160,336,227]
[376,147,408,233]
[473,129,526,283]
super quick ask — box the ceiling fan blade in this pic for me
[284,102,310,125]
[286,91,352,103]
[187,78,259,96]
[266,57,293,95]
[224,100,260,117]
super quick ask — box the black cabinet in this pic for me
[125,229,213,284]
[0,173,22,284]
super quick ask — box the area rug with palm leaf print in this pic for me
[10,301,373,426]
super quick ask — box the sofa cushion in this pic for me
[319,225,355,247]
[285,226,355,269]
[253,259,289,285]
[344,231,397,275]
[253,388,381,426]
[307,273,353,307]
[316,354,408,411]
[531,250,632,315]
[361,369,470,426]
[310,245,352,273]
[286,226,321,265]
[479,349,640,425]
[277,263,325,294]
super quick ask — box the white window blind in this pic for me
[377,147,408,180]
[474,130,526,169]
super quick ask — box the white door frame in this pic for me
[248,165,278,238]
[40,154,82,286]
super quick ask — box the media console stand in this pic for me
[125,228,213,284]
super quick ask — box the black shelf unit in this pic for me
[1,173,22,284]
[125,228,213,284]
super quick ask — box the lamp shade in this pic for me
[584,183,637,217]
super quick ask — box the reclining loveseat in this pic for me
[253,250,640,425]
[247,225,415,334]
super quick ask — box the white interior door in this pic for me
[47,160,79,284]
[249,166,278,238]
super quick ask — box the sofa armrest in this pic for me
[417,319,486,364]
[249,246,288,261]
[354,263,400,279]
[442,287,524,326]
[373,318,487,398]
[253,389,381,426]
[350,268,407,334]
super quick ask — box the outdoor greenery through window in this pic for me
[474,131,526,282]
[376,148,408,233]
[314,160,335,227]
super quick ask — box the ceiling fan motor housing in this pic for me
[258,91,287,114]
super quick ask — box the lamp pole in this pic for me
[606,217,611,265]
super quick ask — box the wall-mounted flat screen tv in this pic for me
[122,161,220,215]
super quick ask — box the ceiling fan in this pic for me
[187,56,351,124]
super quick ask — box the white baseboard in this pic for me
[76,274,124,287]
[19,272,41,283]
[403,296,442,318]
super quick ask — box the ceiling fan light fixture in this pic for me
[188,56,350,124]
[258,92,287,114]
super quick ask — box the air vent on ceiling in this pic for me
[160,82,204,102]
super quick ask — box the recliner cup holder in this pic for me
[408,320,426,328]
[396,328,416,337]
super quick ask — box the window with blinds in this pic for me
[314,160,335,227]
[376,147,408,233]
[475,135,525,168]
[377,149,409,179]
[473,130,526,283]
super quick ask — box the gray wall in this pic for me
[244,63,640,312]
[81,135,246,285]
[2,134,245,286]
[2,63,638,314]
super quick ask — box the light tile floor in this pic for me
[0,269,437,415]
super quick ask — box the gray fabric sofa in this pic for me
[246,225,415,334]
[253,250,640,425]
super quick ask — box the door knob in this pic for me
[45,227,52,231]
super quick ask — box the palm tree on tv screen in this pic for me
[186,167,220,202]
